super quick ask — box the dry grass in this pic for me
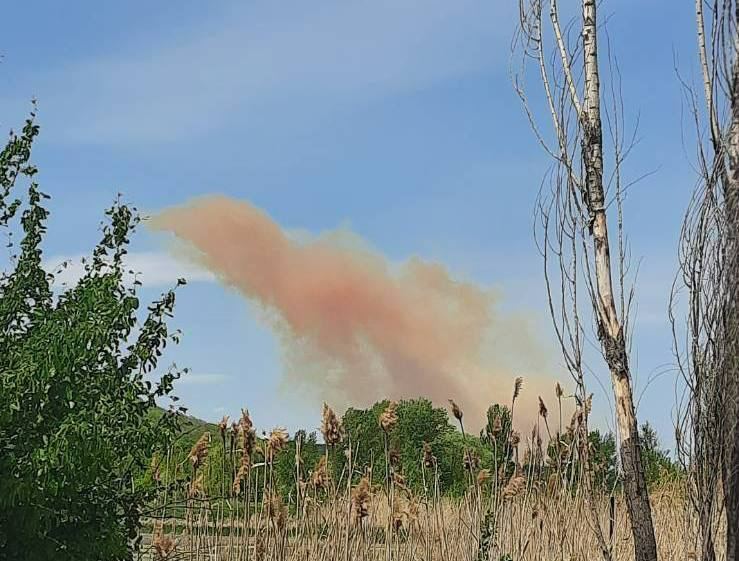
[139,396,719,561]
[140,484,703,560]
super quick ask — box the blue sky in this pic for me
[0,1,700,446]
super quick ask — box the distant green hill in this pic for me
[148,406,219,451]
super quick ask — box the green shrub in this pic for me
[0,112,184,560]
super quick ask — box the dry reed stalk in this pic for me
[147,394,703,561]
[158,481,699,560]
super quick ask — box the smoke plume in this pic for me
[149,196,559,429]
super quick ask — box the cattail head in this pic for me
[513,376,524,403]
[321,402,344,446]
[448,399,463,423]
[351,476,372,525]
[379,401,398,433]
[538,397,548,419]
[555,381,563,398]
[188,432,211,472]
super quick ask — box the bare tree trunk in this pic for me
[675,2,739,559]
[582,3,658,559]
[514,1,658,558]
[725,44,739,560]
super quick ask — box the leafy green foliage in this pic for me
[274,430,323,500]
[339,398,454,491]
[588,429,618,489]
[434,429,492,496]
[0,113,185,561]
[482,404,515,475]
[639,422,678,487]
[340,399,389,483]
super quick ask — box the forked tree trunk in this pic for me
[580,2,658,560]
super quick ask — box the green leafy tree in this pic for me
[588,430,618,490]
[482,403,514,474]
[0,112,185,560]
[274,430,322,501]
[394,398,451,490]
[340,398,455,491]
[340,400,389,485]
[434,429,491,496]
[546,428,618,491]
[639,422,677,487]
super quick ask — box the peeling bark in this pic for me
[581,2,658,559]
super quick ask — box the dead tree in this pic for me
[673,2,739,560]
[514,2,657,560]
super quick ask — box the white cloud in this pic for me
[44,251,215,288]
[19,1,511,145]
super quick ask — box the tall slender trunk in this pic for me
[725,25,739,558]
[580,2,658,559]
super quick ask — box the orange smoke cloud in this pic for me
[149,195,561,430]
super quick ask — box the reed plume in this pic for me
[188,432,210,472]
[267,427,289,462]
[351,476,372,525]
[218,415,229,439]
[321,402,343,446]
[311,455,329,491]
[379,401,398,433]
[422,441,436,468]
[188,472,205,498]
[463,448,480,472]
[152,521,176,560]
[267,492,288,532]
[477,468,491,486]
[448,399,463,424]
[503,473,526,500]
[513,376,524,402]
[538,397,548,419]
[509,431,521,448]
